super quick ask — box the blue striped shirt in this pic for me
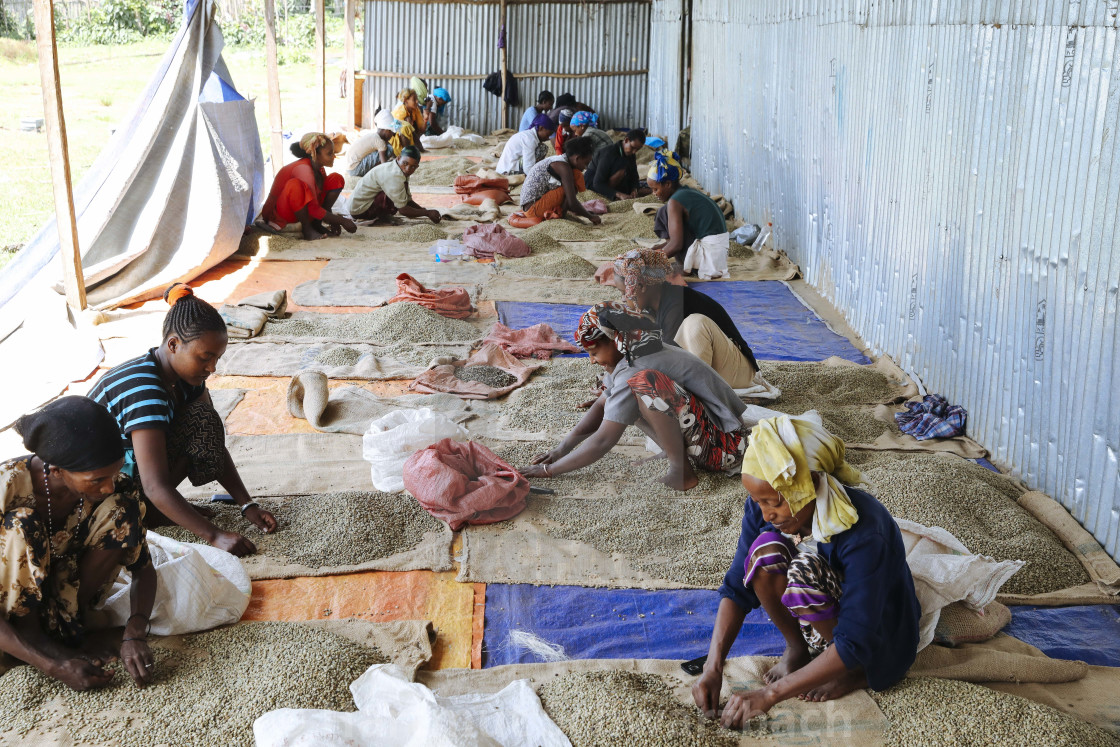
[88,349,205,447]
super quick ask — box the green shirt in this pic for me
[669,187,727,240]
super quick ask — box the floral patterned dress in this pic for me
[1,458,151,646]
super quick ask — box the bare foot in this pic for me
[632,452,667,467]
[799,669,868,702]
[660,465,699,491]
[82,640,119,665]
[764,644,813,684]
[301,227,326,240]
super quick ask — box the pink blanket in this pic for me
[482,322,580,360]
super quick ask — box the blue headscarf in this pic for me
[645,136,667,149]
[531,113,556,131]
[432,87,451,114]
[648,151,682,183]
[571,110,598,128]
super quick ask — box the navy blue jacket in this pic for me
[718,487,921,690]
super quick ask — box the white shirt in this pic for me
[496,129,546,175]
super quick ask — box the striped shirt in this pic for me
[88,349,205,448]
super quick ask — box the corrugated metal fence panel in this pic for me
[681,0,1120,559]
[362,0,650,133]
[647,0,684,144]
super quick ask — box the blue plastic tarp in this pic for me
[483,585,1120,669]
[495,281,870,363]
[483,584,784,667]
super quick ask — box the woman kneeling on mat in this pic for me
[89,285,276,557]
[519,302,747,491]
[692,414,921,728]
[2,397,156,691]
[258,132,357,241]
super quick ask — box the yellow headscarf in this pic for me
[409,76,428,103]
[741,414,863,542]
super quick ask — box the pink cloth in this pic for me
[462,223,530,259]
[582,199,609,215]
[482,322,580,360]
[403,439,529,530]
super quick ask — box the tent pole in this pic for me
[264,0,284,175]
[499,0,508,130]
[32,0,85,312]
[315,0,326,132]
[345,0,356,129]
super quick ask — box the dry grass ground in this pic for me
[0,21,360,267]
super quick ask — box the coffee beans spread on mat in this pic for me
[538,671,743,746]
[496,358,602,435]
[159,491,442,569]
[314,346,364,367]
[0,622,384,747]
[503,249,598,279]
[385,223,450,242]
[758,361,900,413]
[851,450,1091,595]
[455,364,517,388]
[262,302,479,344]
[409,156,478,186]
[872,677,1120,747]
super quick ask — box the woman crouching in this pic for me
[692,414,921,727]
[520,302,748,490]
[2,397,156,690]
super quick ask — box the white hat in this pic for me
[374,109,395,131]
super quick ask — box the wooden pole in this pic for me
[263,0,284,174]
[32,0,85,312]
[315,0,326,132]
[345,0,356,129]
[499,0,508,130]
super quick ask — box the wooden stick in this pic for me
[315,0,326,132]
[263,0,284,174]
[499,0,508,130]
[345,0,356,129]
[32,0,85,311]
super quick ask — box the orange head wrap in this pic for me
[165,283,194,307]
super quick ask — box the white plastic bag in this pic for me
[89,532,251,636]
[253,663,570,747]
[363,408,468,492]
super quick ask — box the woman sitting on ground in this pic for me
[552,109,575,156]
[519,136,602,224]
[349,110,398,179]
[392,87,427,152]
[585,128,651,201]
[2,397,156,691]
[89,285,277,558]
[692,413,921,728]
[647,152,728,264]
[613,248,775,393]
[258,132,357,241]
[520,302,747,491]
[424,87,452,136]
[496,115,556,175]
[519,90,555,131]
[569,111,614,155]
[350,147,442,224]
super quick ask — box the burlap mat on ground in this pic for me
[292,258,494,307]
[991,664,1120,737]
[244,310,489,345]
[909,633,1088,684]
[287,371,474,434]
[997,491,1120,607]
[479,274,624,305]
[0,619,434,745]
[180,433,371,499]
[417,656,887,746]
[217,341,434,379]
[410,344,543,400]
[209,388,244,421]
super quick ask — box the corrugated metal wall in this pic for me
[680,0,1120,559]
[362,0,651,133]
[647,0,685,144]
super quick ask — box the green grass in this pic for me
[0,18,360,251]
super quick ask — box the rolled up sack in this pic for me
[461,189,512,206]
[462,223,530,259]
[403,439,530,530]
[387,273,473,319]
[508,211,542,228]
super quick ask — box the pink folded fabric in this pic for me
[482,321,580,360]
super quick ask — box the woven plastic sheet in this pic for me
[496,281,871,363]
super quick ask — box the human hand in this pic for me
[245,505,278,533]
[428,210,443,223]
[692,668,723,718]
[588,214,602,225]
[212,529,257,557]
[720,688,777,729]
[340,217,357,233]
[120,639,155,688]
[530,447,563,466]
[51,657,113,691]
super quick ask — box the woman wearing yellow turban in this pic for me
[392,87,427,153]
[692,414,921,729]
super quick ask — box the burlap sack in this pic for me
[933,601,1012,647]
[409,344,542,400]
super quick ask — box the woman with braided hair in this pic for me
[519,302,748,491]
[258,132,357,240]
[89,284,276,557]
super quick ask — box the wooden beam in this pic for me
[315,0,326,132]
[32,0,85,312]
[499,0,508,130]
[345,0,357,129]
[263,0,284,173]
[358,69,648,80]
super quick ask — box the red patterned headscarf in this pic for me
[575,302,663,363]
[613,247,674,300]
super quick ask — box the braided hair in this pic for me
[162,283,226,343]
